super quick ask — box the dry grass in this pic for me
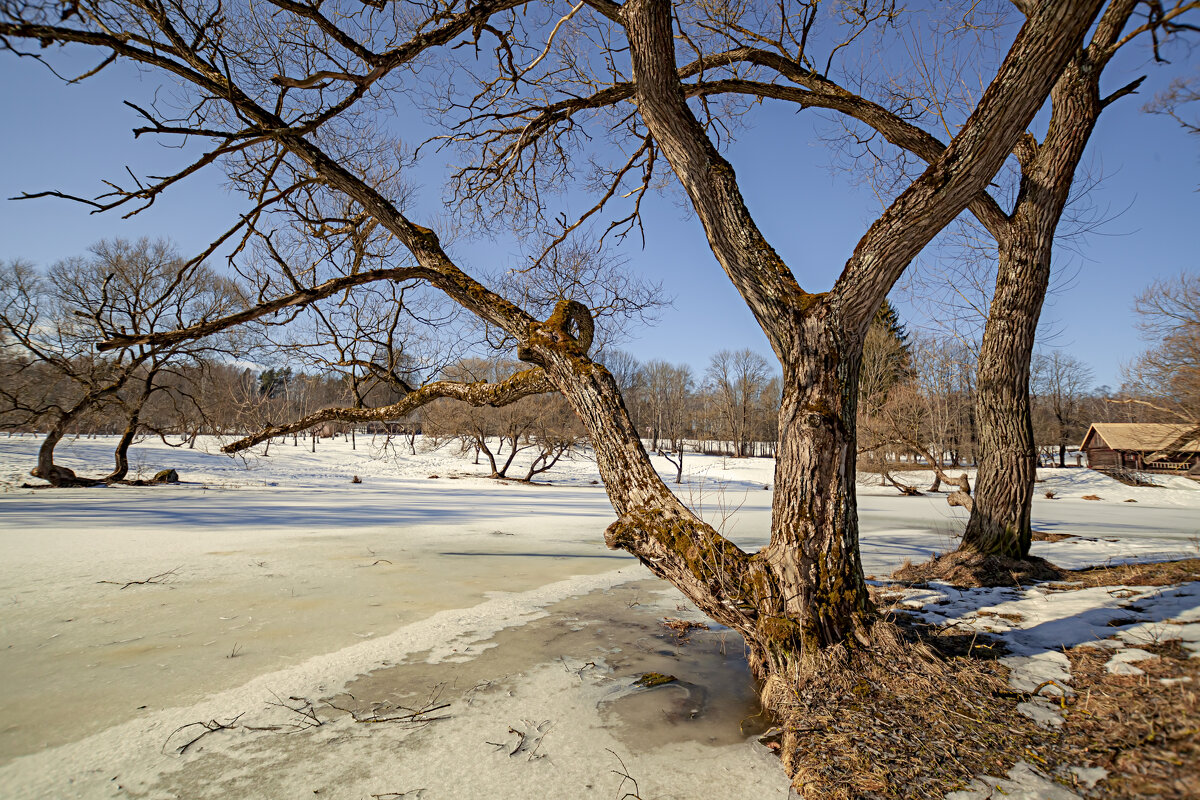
[1055,640,1200,798]
[1049,559,1200,590]
[892,551,1065,588]
[771,621,1048,799]
[1032,530,1075,542]
[660,617,710,642]
[773,556,1200,797]
[772,615,1200,798]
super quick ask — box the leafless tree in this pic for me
[1146,68,1200,134]
[0,240,242,483]
[1031,349,1095,466]
[1122,271,1200,422]
[0,0,1106,780]
[644,359,693,481]
[704,349,772,458]
[827,0,1197,558]
[521,393,587,481]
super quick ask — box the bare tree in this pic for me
[827,0,1197,558]
[521,393,588,482]
[1146,68,1200,134]
[704,349,772,458]
[644,360,693,482]
[1123,272,1200,422]
[0,1,1105,786]
[1032,350,1095,466]
[0,241,242,483]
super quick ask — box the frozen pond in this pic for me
[1,435,1197,798]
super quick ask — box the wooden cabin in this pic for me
[1079,423,1200,475]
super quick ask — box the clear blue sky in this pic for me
[1,28,1196,390]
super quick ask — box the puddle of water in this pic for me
[335,579,769,751]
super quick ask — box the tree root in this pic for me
[764,620,1046,799]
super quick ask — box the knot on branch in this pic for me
[517,299,594,364]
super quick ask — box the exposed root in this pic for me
[767,620,1044,799]
[891,551,1065,588]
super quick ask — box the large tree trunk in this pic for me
[526,303,872,696]
[758,315,872,660]
[961,35,1116,557]
[959,233,1044,557]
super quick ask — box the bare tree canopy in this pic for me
[1124,272,1200,421]
[0,0,1113,791]
[0,239,244,484]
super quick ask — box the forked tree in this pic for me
[805,0,1196,557]
[1,0,1103,784]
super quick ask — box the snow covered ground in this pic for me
[0,434,1197,799]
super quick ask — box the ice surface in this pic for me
[2,434,1199,798]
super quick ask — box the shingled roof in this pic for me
[1080,423,1200,454]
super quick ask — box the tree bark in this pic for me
[962,4,1127,555]
[959,225,1045,557]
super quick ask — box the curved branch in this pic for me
[685,77,1012,241]
[222,367,555,453]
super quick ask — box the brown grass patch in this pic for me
[1055,640,1200,798]
[772,621,1047,799]
[892,551,1065,588]
[785,560,1200,796]
[1046,559,1200,590]
[660,617,709,642]
[1032,530,1075,542]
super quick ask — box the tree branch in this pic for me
[222,368,555,453]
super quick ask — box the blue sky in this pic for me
[1,27,1196,390]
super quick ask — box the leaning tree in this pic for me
[2,0,1103,788]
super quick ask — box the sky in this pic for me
[1,12,1197,390]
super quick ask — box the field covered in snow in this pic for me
[0,433,1198,799]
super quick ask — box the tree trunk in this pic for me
[759,316,872,661]
[959,231,1044,558]
[526,303,872,698]
[31,375,135,486]
[960,43,1113,558]
[107,370,157,483]
[33,425,76,486]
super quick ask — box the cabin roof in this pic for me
[1080,423,1200,454]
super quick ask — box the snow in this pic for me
[946,762,1085,800]
[1,434,1199,799]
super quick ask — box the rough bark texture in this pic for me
[759,311,872,658]
[962,0,1134,557]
